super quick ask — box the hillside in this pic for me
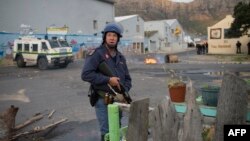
[114,0,249,35]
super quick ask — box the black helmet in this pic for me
[102,22,123,37]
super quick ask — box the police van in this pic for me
[13,36,73,70]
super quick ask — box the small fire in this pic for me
[144,58,157,64]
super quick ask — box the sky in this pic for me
[171,0,194,3]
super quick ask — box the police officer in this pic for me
[81,22,132,141]
[236,41,241,54]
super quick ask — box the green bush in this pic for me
[245,79,250,85]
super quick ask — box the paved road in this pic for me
[0,61,99,140]
[0,60,170,141]
[1,51,250,141]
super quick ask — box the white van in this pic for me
[13,36,73,70]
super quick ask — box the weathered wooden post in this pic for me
[151,97,180,141]
[126,98,149,141]
[0,105,19,141]
[181,80,203,141]
[214,73,248,141]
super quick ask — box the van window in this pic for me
[32,44,38,51]
[49,40,60,48]
[59,40,69,47]
[17,44,22,51]
[24,44,29,51]
[42,42,48,50]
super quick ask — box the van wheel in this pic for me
[16,56,26,68]
[38,57,48,70]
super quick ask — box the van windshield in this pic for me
[59,40,70,47]
[48,40,60,48]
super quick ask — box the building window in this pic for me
[136,25,140,33]
[137,43,140,49]
[224,28,230,39]
[24,44,29,51]
[32,44,38,52]
[93,20,98,30]
[133,43,137,49]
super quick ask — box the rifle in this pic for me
[98,61,132,104]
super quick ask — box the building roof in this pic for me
[144,30,158,37]
[145,19,177,26]
[164,19,177,26]
[210,15,234,28]
[115,15,138,22]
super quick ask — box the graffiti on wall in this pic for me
[0,32,133,59]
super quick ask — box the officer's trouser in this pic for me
[95,98,109,137]
[237,47,241,53]
[95,98,122,141]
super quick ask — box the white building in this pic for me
[207,15,250,54]
[0,0,115,35]
[144,19,186,53]
[115,15,144,54]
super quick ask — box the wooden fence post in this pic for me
[214,73,248,141]
[151,97,180,141]
[126,98,149,141]
[182,81,203,141]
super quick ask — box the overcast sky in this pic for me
[171,0,194,3]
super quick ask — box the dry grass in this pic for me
[213,54,250,62]
[0,58,15,67]
[231,55,250,62]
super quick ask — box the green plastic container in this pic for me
[201,86,220,106]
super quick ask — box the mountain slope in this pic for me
[115,0,249,35]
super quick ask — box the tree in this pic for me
[227,2,250,37]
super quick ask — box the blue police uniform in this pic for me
[81,44,132,136]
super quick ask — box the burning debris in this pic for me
[143,54,179,64]
[144,57,157,64]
